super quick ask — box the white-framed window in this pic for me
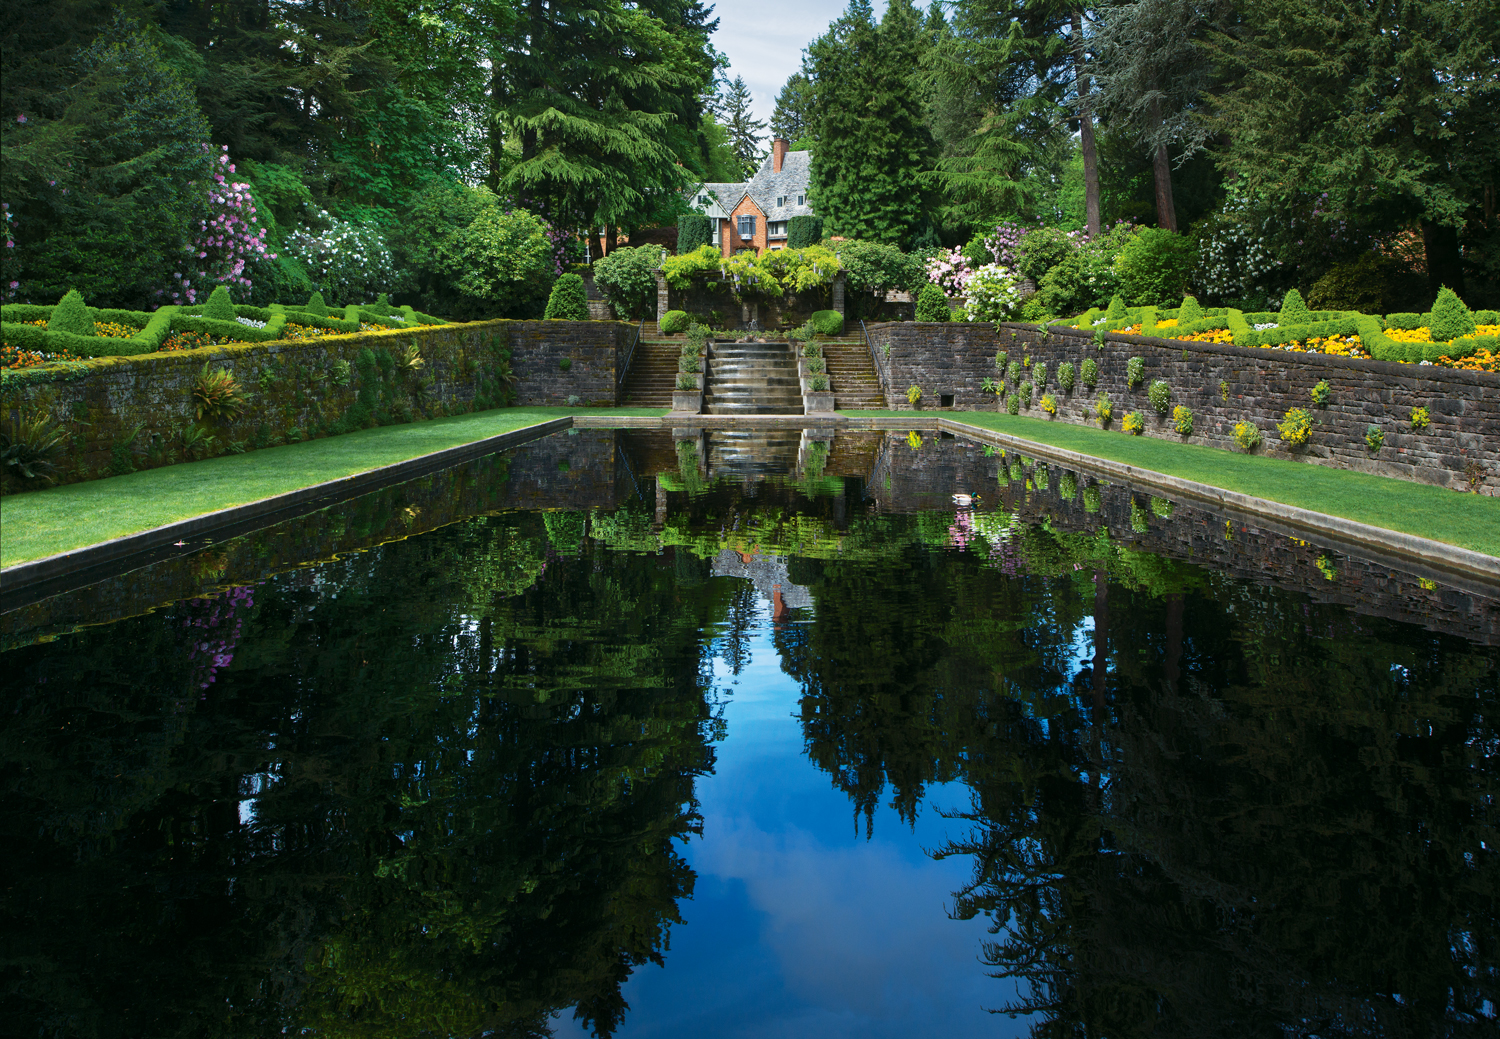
[768,221,788,238]
[737,214,757,239]
[776,196,786,208]
[797,194,805,206]
[712,221,720,245]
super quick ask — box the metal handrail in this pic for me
[617,316,645,392]
[861,318,889,400]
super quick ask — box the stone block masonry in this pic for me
[863,321,1500,494]
[1,319,635,490]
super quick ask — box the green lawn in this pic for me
[845,409,1500,558]
[1,407,666,567]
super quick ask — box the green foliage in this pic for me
[1126,356,1145,387]
[802,340,822,358]
[810,373,830,391]
[835,239,924,299]
[543,274,589,321]
[47,290,95,336]
[1123,410,1144,435]
[677,214,713,255]
[1081,358,1100,388]
[1428,286,1476,342]
[456,208,557,319]
[1307,252,1421,314]
[1094,392,1113,425]
[1006,392,1021,414]
[915,283,951,321]
[1277,407,1314,447]
[1178,295,1204,323]
[1057,361,1076,392]
[1364,422,1384,452]
[811,310,844,336]
[1016,228,1082,284]
[787,216,824,249]
[1172,404,1194,436]
[305,292,330,318]
[1310,380,1330,406]
[660,310,690,334]
[202,285,237,322]
[1279,288,1312,326]
[192,364,249,423]
[1233,421,1262,450]
[1,409,70,485]
[1007,360,1023,386]
[676,372,697,390]
[1106,295,1129,322]
[1059,472,1078,500]
[1147,379,1172,414]
[1032,361,1047,388]
[1114,228,1197,306]
[661,245,725,289]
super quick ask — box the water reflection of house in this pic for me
[711,549,813,620]
[685,138,813,257]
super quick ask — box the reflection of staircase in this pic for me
[705,430,802,477]
[619,339,678,407]
[821,337,885,409]
[704,342,803,415]
[826,432,883,478]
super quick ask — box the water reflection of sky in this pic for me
[562,598,1028,1039]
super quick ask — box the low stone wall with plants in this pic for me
[1,319,634,492]
[864,321,1500,493]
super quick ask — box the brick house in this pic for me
[686,138,813,257]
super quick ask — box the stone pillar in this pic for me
[655,271,669,327]
[831,272,845,318]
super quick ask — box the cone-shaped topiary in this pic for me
[544,273,590,320]
[305,291,329,318]
[1105,295,1128,322]
[1279,288,1311,325]
[1178,295,1203,323]
[202,285,236,322]
[1428,285,1476,342]
[47,289,95,336]
[915,282,950,321]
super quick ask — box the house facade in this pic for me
[687,138,813,257]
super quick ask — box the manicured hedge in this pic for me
[1,291,445,359]
[787,216,823,249]
[677,214,713,254]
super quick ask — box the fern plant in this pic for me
[1,410,71,484]
[192,364,249,423]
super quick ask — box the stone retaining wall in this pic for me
[863,321,1500,493]
[1,319,634,490]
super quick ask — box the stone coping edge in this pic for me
[0,417,572,602]
[932,417,1500,587]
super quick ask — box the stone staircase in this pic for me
[820,337,886,410]
[619,339,680,408]
[703,341,803,415]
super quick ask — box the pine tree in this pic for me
[721,76,767,177]
[771,73,814,145]
[805,0,937,247]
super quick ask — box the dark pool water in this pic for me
[3,429,1497,1038]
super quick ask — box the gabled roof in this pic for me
[684,150,815,223]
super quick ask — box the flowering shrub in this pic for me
[1147,379,1172,414]
[924,247,972,296]
[285,210,399,304]
[964,264,1025,321]
[1056,361,1075,392]
[1277,407,1313,447]
[1122,410,1144,434]
[1172,405,1194,436]
[162,146,276,305]
[1040,392,1058,415]
[1233,421,1262,450]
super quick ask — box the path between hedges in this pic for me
[2,406,1496,576]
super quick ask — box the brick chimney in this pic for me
[772,137,788,173]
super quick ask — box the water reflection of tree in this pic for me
[782,521,1500,1036]
[2,514,729,1038]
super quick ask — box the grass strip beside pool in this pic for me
[845,410,1500,559]
[1,408,667,567]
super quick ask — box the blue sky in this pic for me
[711,1,893,125]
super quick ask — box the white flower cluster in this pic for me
[963,265,1025,322]
[236,316,267,328]
[1253,322,1278,331]
[1197,182,1283,302]
[285,210,398,303]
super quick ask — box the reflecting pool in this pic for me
[3,428,1497,1037]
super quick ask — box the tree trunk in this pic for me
[1148,97,1177,232]
[1071,9,1102,237]
[488,59,504,193]
[1420,219,1464,297]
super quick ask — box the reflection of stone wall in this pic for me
[990,456,1500,646]
[500,429,621,512]
[863,321,1500,492]
[868,433,999,513]
[2,320,633,490]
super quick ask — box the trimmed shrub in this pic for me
[1147,379,1172,414]
[1307,251,1414,314]
[202,285,237,322]
[915,282,951,321]
[47,290,95,336]
[810,374,829,391]
[659,309,690,334]
[1105,295,1128,322]
[811,310,844,336]
[1114,228,1196,306]
[677,213,713,254]
[1057,361,1076,392]
[1278,288,1312,325]
[543,273,589,320]
[305,291,330,318]
[1429,286,1476,342]
[1178,295,1204,323]
[787,215,823,249]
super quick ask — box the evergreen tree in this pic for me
[805,0,937,247]
[720,75,767,177]
[771,72,814,144]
